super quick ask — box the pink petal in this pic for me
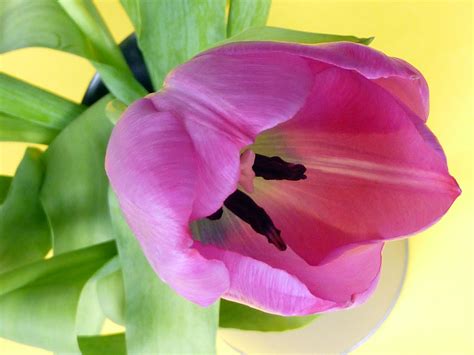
[107,49,317,305]
[153,50,314,143]
[106,99,230,306]
[252,66,459,264]
[204,41,429,120]
[194,209,383,315]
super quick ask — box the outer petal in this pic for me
[252,66,459,264]
[153,51,314,142]
[203,41,430,120]
[194,209,383,315]
[107,49,317,306]
[106,99,230,306]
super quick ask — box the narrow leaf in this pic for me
[0,148,51,273]
[0,241,116,352]
[0,176,12,203]
[78,333,126,355]
[0,0,146,104]
[219,299,318,332]
[0,112,57,144]
[227,0,271,37]
[225,26,374,45]
[109,190,220,354]
[96,261,125,325]
[0,73,85,130]
[120,0,227,89]
[41,96,114,254]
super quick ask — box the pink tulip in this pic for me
[105,41,460,315]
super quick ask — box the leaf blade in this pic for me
[121,0,227,89]
[0,148,51,273]
[225,26,374,45]
[0,241,116,352]
[0,0,146,104]
[227,0,272,37]
[0,73,85,130]
[78,333,126,355]
[219,299,318,332]
[40,96,114,254]
[0,113,58,144]
[109,190,220,354]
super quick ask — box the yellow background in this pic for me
[1,0,472,354]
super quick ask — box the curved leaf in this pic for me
[0,148,51,273]
[120,0,226,89]
[0,73,85,143]
[109,190,220,354]
[0,241,116,352]
[219,299,318,332]
[96,262,125,325]
[0,0,146,104]
[0,113,58,144]
[78,333,126,355]
[227,0,271,37]
[225,26,374,45]
[41,96,114,254]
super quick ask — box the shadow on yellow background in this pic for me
[1,0,472,354]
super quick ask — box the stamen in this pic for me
[253,154,307,181]
[224,190,287,251]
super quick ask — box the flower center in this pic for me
[207,151,307,251]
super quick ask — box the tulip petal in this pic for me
[252,66,459,264]
[193,209,383,315]
[203,41,429,120]
[106,99,230,306]
[153,50,314,142]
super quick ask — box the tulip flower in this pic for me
[105,41,460,316]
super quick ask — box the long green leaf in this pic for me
[0,112,57,144]
[0,0,146,104]
[120,0,227,89]
[78,333,126,355]
[225,26,374,45]
[0,176,12,203]
[96,260,125,325]
[227,0,271,37]
[0,241,116,352]
[0,73,85,143]
[219,299,318,332]
[0,73,85,130]
[41,96,114,254]
[0,148,51,273]
[109,190,220,354]
[75,258,122,337]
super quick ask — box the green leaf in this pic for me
[0,0,146,104]
[78,333,126,355]
[0,112,58,144]
[0,241,116,352]
[96,260,125,325]
[0,148,51,273]
[109,190,220,354]
[0,74,85,143]
[227,0,271,37]
[41,96,114,254]
[0,176,12,203]
[120,0,227,89]
[219,299,318,332]
[225,26,374,45]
